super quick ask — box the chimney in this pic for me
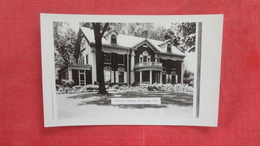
[141,30,148,38]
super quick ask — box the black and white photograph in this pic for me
[41,14,223,127]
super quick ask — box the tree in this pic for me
[92,23,109,94]
[169,22,196,53]
[53,22,77,80]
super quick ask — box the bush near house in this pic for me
[147,83,193,92]
[56,83,193,94]
[114,83,193,92]
[183,70,194,87]
[56,85,102,94]
[61,79,74,88]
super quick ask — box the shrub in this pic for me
[64,87,73,93]
[72,85,86,93]
[61,79,74,88]
[183,70,194,87]
[119,85,128,91]
[85,85,99,92]
[147,85,155,91]
[145,83,193,92]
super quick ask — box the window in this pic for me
[78,54,84,65]
[140,51,151,63]
[86,54,88,64]
[139,56,143,63]
[82,56,84,65]
[147,57,151,62]
[104,53,111,63]
[161,59,167,68]
[119,72,124,83]
[167,44,172,52]
[105,71,111,82]
[143,56,147,62]
[81,39,86,51]
[111,34,117,44]
[118,55,124,64]
[79,70,85,86]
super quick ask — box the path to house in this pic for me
[56,91,193,119]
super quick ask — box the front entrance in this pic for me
[142,71,150,82]
[79,70,86,86]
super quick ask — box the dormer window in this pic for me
[167,43,172,52]
[111,34,117,44]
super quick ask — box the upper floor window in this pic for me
[104,53,111,63]
[111,34,117,44]
[86,54,88,64]
[78,54,85,65]
[140,51,151,63]
[167,44,172,52]
[118,54,124,64]
[81,39,86,51]
[161,59,167,68]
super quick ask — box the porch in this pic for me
[135,70,162,85]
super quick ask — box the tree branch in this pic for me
[101,23,109,37]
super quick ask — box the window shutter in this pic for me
[104,70,106,81]
[124,72,127,83]
[116,71,119,83]
[111,71,114,83]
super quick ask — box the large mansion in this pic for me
[58,27,186,86]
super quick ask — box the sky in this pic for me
[67,21,173,31]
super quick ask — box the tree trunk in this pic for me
[93,23,109,94]
[95,37,107,94]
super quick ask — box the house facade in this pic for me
[59,27,186,86]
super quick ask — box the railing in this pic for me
[135,62,162,67]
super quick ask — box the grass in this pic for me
[67,91,193,109]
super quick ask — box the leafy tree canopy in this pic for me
[53,22,77,79]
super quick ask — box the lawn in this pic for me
[68,91,193,109]
[56,91,193,119]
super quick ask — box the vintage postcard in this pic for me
[41,14,223,127]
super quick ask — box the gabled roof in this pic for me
[80,27,110,45]
[132,39,161,53]
[78,27,185,57]
[148,39,185,56]
[103,30,118,37]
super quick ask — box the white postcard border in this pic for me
[41,14,223,127]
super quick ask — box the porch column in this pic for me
[140,71,142,84]
[127,50,129,86]
[181,60,184,83]
[92,52,97,85]
[160,72,162,84]
[114,70,116,83]
[150,70,152,85]
[68,69,72,80]
[130,51,135,84]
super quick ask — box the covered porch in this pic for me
[135,69,163,85]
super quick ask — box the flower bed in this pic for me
[56,83,193,94]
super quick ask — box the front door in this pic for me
[79,70,85,86]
